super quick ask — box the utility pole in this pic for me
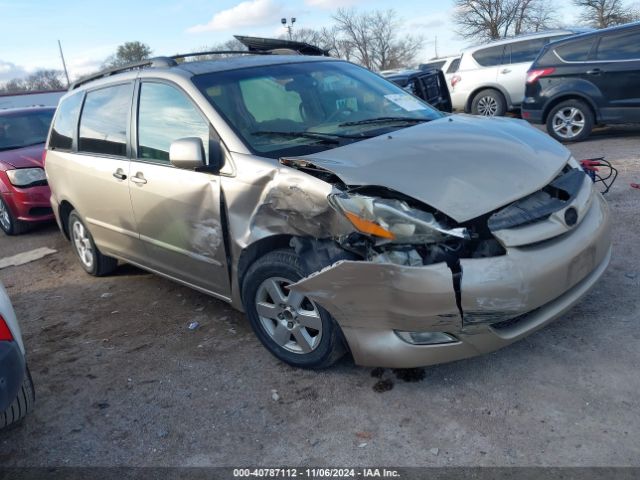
[58,40,71,88]
[281,17,296,40]
[434,35,438,58]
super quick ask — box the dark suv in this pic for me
[522,22,640,142]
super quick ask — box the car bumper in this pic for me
[521,108,544,124]
[0,340,26,412]
[290,193,611,368]
[1,184,54,223]
[450,89,468,112]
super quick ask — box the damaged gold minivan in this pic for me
[45,53,611,369]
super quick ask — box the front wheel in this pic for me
[242,249,346,369]
[68,211,118,276]
[1,366,34,429]
[0,196,27,236]
[546,99,594,142]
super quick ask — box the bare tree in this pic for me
[333,9,423,70]
[452,0,557,41]
[573,0,639,27]
[0,69,64,94]
[185,38,247,61]
[102,41,152,68]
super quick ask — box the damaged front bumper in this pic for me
[290,193,611,368]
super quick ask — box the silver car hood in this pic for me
[296,115,571,222]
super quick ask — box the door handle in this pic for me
[500,68,511,74]
[112,169,127,180]
[130,172,147,185]
[587,68,602,75]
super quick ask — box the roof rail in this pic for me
[69,56,177,90]
[171,50,265,61]
[68,36,330,91]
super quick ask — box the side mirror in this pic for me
[169,137,205,170]
[169,137,223,173]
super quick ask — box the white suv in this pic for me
[418,55,461,90]
[450,30,583,116]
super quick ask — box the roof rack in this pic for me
[69,36,329,91]
[69,56,177,90]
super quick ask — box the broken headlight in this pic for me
[328,192,468,243]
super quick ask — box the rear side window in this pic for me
[472,46,505,67]
[137,82,210,164]
[554,38,594,62]
[509,38,547,64]
[446,58,460,73]
[79,83,133,157]
[596,30,640,61]
[49,93,83,151]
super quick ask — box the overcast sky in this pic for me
[1,0,578,83]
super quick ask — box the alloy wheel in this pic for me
[477,96,499,116]
[255,276,322,354]
[551,107,585,140]
[0,199,10,232]
[72,220,95,269]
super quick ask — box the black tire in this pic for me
[1,366,34,429]
[68,211,118,276]
[546,99,594,143]
[0,196,28,235]
[471,89,507,117]
[242,249,346,369]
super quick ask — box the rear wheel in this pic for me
[0,197,27,235]
[546,99,594,142]
[1,366,34,429]
[242,249,346,369]
[68,211,118,276]
[471,89,507,117]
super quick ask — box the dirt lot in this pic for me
[1,126,639,467]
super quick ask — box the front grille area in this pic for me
[488,167,585,231]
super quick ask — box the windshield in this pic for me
[0,109,55,151]
[193,61,443,158]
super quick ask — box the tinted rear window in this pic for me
[472,46,505,67]
[446,58,461,73]
[509,38,547,63]
[554,38,594,62]
[79,83,132,157]
[49,93,83,151]
[596,30,640,61]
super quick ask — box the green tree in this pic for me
[103,41,152,68]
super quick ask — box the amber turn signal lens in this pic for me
[344,211,396,240]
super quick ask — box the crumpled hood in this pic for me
[296,115,571,222]
[0,144,45,170]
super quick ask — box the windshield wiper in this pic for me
[339,117,430,127]
[251,130,368,144]
[0,141,45,152]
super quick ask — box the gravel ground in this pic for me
[0,125,639,467]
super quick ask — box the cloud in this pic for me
[187,0,283,33]
[0,60,28,83]
[305,0,361,8]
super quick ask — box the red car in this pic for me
[0,107,56,235]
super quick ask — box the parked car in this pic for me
[45,52,611,369]
[522,22,640,142]
[450,30,585,116]
[0,90,64,110]
[0,281,35,429]
[382,69,452,112]
[0,107,56,235]
[419,55,461,88]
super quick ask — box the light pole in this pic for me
[281,17,296,40]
